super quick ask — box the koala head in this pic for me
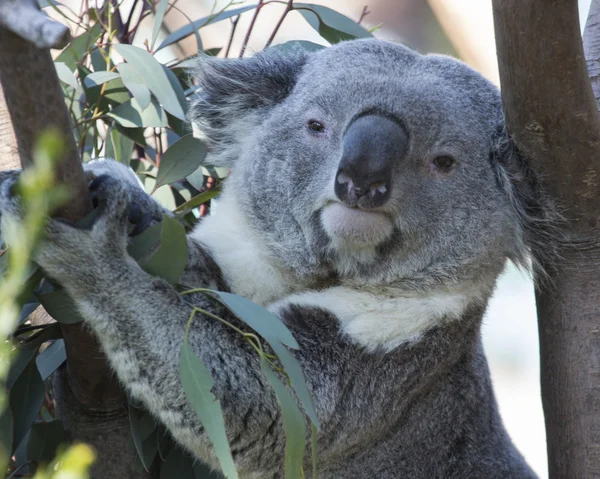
[190,39,550,293]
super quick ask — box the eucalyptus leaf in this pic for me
[0,407,13,457]
[156,135,207,189]
[83,71,121,88]
[129,404,159,471]
[156,5,257,51]
[24,324,62,349]
[146,178,177,211]
[260,359,306,479]
[128,222,163,263]
[115,45,186,120]
[6,346,37,389]
[295,4,373,43]
[162,65,188,117]
[205,292,319,428]
[27,420,68,464]
[36,289,84,325]
[117,63,151,110]
[56,22,103,70]
[152,0,169,50]
[270,40,326,53]
[55,63,78,89]
[105,126,135,165]
[35,340,66,381]
[174,188,221,214]
[179,340,238,479]
[141,216,188,284]
[108,98,169,128]
[10,360,45,451]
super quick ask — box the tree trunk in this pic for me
[0,23,151,479]
[493,0,600,477]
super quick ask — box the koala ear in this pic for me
[189,47,309,166]
[489,124,559,277]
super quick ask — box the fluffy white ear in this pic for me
[188,47,308,167]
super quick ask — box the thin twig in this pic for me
[239,0,266,57]
[224,16,240,58]
[358,5,370,25]
[264,0,293,49]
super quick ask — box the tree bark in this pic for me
[493,1,600,477]
[0,20,150,479]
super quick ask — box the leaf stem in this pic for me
[264,0,293,49]
[239,0,266,57]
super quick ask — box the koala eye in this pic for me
[432,156,456,172]
[307,120,326,133]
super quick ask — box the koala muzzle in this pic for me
[335,114,408,209]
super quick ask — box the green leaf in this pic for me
[311,423,318,478]
[141,216,188,284]
[6,346,37,389]
[54,63,78,89]
[27,420,68,464]
[117,63,151,110]
[151,0,169,50]
[204,48,222,57]
[260,359,306,479]
[270,40,326,53]
[83,71,121,88]
[128,222,163,263]
[179,341,238,479]
[156,135,207,189]
[36,289,84,325]
[90,46,112,72]
[24,324,63,349]
[56,22,103,70]
[162,65,188,117]
[0,407,13,457]
[115,45,186,120]
[156,5,257,51]
[206,292,320,428]
[174,188,221,214]
[105,125,135,165]
[129,404,159,471]
[295,4,373,43]
[35,340,66,381]
[108,98,169,128]
[10,360,45,451]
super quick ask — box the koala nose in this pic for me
[335,114,408,209]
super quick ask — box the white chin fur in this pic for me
[321,203,393,245]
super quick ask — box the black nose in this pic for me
[335,114,408,209]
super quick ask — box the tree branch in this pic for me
[493,0,600,477]
[0,2,147,477]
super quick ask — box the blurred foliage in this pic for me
[1,1,374,477]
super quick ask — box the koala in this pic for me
[0,39,550,478]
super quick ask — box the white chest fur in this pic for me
[192,194,488,351]
[190,195,291,306]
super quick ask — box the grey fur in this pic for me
[0,39,548,478]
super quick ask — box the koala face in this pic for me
[191,40,534,290]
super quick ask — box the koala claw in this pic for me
[129,210,154,237]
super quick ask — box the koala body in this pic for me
[0,39,544,478]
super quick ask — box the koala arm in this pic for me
[0,171,350,476]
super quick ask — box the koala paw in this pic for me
[88,174,162,238]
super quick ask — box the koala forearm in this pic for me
[60,255,288,474]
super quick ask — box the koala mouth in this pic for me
[320,202,394,246]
